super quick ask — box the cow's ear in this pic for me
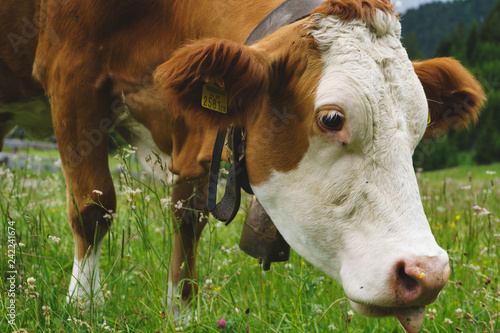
[413,57,486,138]
[154,38,268,128]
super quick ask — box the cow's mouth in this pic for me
[350,301,426,333]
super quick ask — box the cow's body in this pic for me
[1,0,284,308]
[0,1,485,332]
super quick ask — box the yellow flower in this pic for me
[450,222,456,228]
[455,215,461,220]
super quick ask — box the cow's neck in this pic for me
[170,0,287,43]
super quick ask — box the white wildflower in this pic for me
[123,186,142,201]
[466,263,480,270]
[472,204,482,212]
[100,317,115,331]
[427,308,437,320]
[93,190,103,196]
[312,304,323,316]
[175,200,183,209]
[123,145,137,157]
[42,305,50,316]
[478,208,492,216]
[48,235,61,243]
[456,308,463,319]
[486,170,497,175]
[160,198,171,208]
[444,318,453,324]
[347,310,354,322]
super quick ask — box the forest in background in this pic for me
[402,0,500,170]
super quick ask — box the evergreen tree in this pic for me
[479,1,500,43]
[465,21,478,63]
[403,32,424,59]
[401,0,497,58]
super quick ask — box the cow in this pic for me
[0,0,485,331]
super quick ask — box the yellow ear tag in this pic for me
[428,111,431,125]
[201,82,228,114]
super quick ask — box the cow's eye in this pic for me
[318,111,344,132]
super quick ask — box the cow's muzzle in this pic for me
[351,255,450,333]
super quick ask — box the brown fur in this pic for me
[412,58,486,138]
[312,0,397,21]
[0,1,43,104]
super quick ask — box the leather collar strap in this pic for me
[208,0,324,224]
[245,0,325,45]
[208,127,252,225]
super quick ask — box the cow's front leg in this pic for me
[168,178,208,317]
[49,76,116,305]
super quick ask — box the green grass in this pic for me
[1,153,499,333]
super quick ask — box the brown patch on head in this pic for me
[412,58,486,139]
[244,21,323,185]
[154,20,324,185]
[311,0,397,21]
[154,20,323,184]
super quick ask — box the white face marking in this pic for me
[67,243,103,304]
[253,13,448,309]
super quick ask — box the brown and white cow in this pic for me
[0,0,485,331]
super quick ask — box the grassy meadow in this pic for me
[0,149,499,333]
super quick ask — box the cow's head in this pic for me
[154,0,485,331]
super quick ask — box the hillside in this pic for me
[401,0,497,59]
[412,0,500,170]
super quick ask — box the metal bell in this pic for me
[239,196,290,270]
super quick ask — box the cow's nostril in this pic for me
[396,264,420,297]
[393,256,450,306]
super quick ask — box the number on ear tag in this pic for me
[202,83,228,114]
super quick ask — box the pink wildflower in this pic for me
[217,318,227,328]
